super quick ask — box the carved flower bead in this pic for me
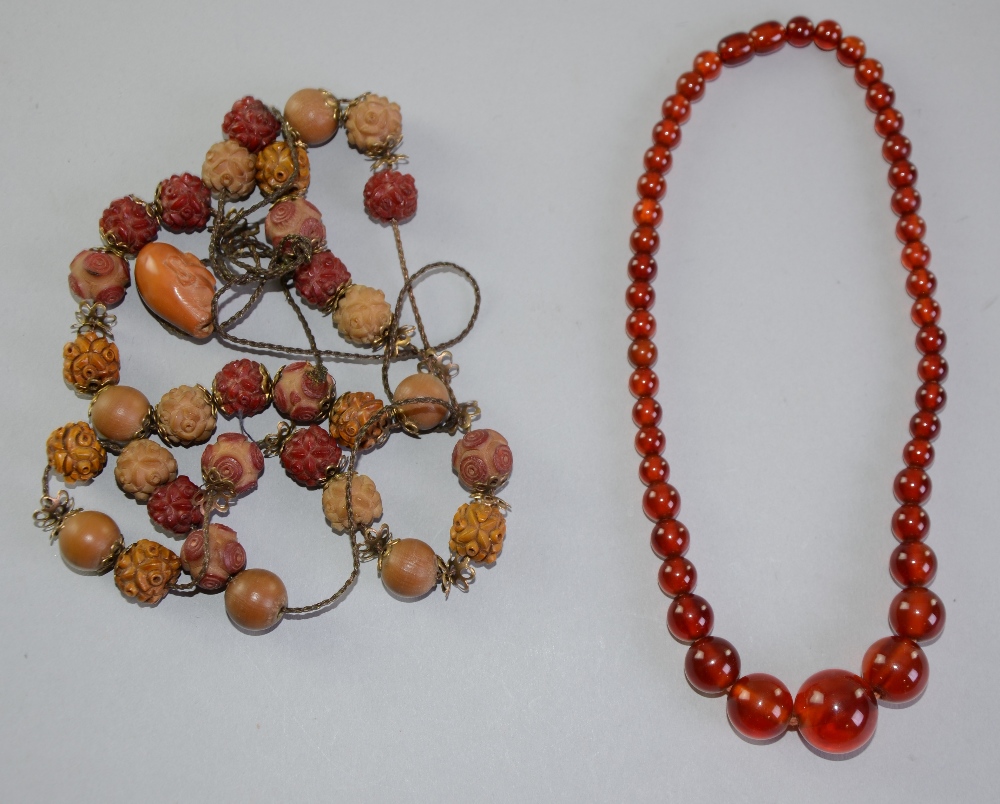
[329,391,385,451]
[264,198,326,246]
[222,96,281,153]
[63,330,120,394]
[213,359,271,418]
[294,250,351,307]
[452,429,513,491]
[47,422,106,483]
[68,249,131,306]
[180,523,246,591]
[147,475,204,535]
[345,94,402,155]
[332,284,392,345]
[100,197,159,254]
[363,170,417,223]
[114,539,181,604]
[322,474,382,532]
[115,438,178,502]
[156,385,216,446]
[273,362,334,423]
[157,173,212,233]
[450,501,507,564]
[202,140,257,199]
[201,432,265,495]
[256,141,310,195]
[280,425,343,487]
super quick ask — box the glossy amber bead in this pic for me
[862,636,929,703]
[632,396,661,427]
[882,134,911,162]
[676,72,705,102]
[629,368,659,397]
[727,674,793,740]
[629,254,657,281]
[633,199,662,227]
[865,82,895,112]
[644,145,672,174]
[653,119,682,149]
[813,20,843,51]
[667,593,714,642]
[626,281,654,310]
[749,21,785,54]
[785,16,815,47]
[910,411,941,441]
[906,268,937,298]
[892,187,921,216]
[896,214,926,243]
[637,171,666,200]
[643,482,679,520]
[891,542,937,587]
[876,108,904,138]
[894,467,931,504]
[918,354,948,383]
[888,160,917,189]
[903,438,934,469]
[639,455,670,486]
[651,519,689,558]
[916,324,946,354]
[889,587,945,641]
[855,58,883,87]
[916,382,946,413]
[903,241,932,272]
[837,35,865,67]
[694,50,722,80]
[661,94,691,124]
[794,670,878,755]
[628,338,657,368]
[626,309,656,339]
[892,504,929,542]
[718,32,754,66]
[658,556,696,596]
[630,226,659,254]
[635,426,665,456]
[686,637,740,695]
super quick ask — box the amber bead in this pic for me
[686,637,740,695]
[888,160,917,189]
[630,226,659,254]
[658,556,696,596]
[892,187,921,216]
[892,504,929,541]
[889,587,945,641]
[910,411,941,441]
[393,373,450,430]
[883,134,912,162]
[916,324,946,355]
[862,636,929,703]
[629,254,657,281]
[918,354,948,383]
[644,145,672,174]
[225,569,286,631]
[727,674,793,740]
[59,510,122,573]
[693,50,722,80]
[891,542,937,587]
[652,119,682,149]
[903,438,934,469]
[718,32,754,66]
[628,338,657,368]
[667,593,714,643]
[794,670,878,755]
[906,268,937,299]
[381,538,438,599]
[639,455,670,486]
[916,382,946,413]
[90,385,151,444]
[629,368,659,397]
[643,482,679,520]
[633,199,662,227]
[901,241,931,271]
[637,171,666,200]
[635,426,665,456]
[837,35,865,67]
[651,519,689,559]
[813,20,842,50]
[676,72,705,102]
[632,396,661,427]
[626,281,654,310]
[855,58,883,87]
[749,21,786,54]
[785,16,814,48]
[894,467,931,504]
[626,309,656,340]
[661,94,691,124]
[865,82,895,112]
[896,214,926,243]
[876,108,905,138]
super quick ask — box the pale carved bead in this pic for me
[345,94,402,156]
[115,439,178,502]
[201,432,265,496]
[157,385,216,446]
[273,362,334,423]
[322,474,382,532]
[202,139,257,199]
[68,249,131,306]
[451,428,513,491]
[180,523,247,591]
[264,197,326,246]
[332,284,391,345]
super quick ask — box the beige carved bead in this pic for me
[450,502,507,564]
[345,95,402,156]
[63,330,120,394]
[156,385,216,446]
[393,373,450,430]
[180,523,247,591]
[47,422,106,483]
[329,391,385,451]
[332,284,392,345]
[114,539,181,604]
[381,538,438,599]
[115,438,178,502]
[284,89,338,146]
[202,139,257,199]
[255,141,310,195]
[90,385,152,444]
[451,428,513,491]
[322,474,382,532]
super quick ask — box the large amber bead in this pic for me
[63,331,120,394]
[46,422,106,483]
[449,501,506,564]
[135,242,216,339]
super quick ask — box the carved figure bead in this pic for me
[115,438,178,502]
[345,94,402,155]
[134,242,216,339]
[273,362,334,423]
[157,173,212,233]
[114,539,181,604]
[202,140,257,199]
[294,250,351,307]
[213,359,271,418]
[222,96,281,153]
[63,330,120,394]
[100,197,159,254]
[280,425,343,487]
[256,141,310,195]
[156,385,216,446]
[68,249,131,306]
[180,523,246,591]
[332,284,391,345]
[264,198,326,246]
[147,475,204,535]
[450,502,507,564]
[329,391,385,451]
[363,170,417,223]
[201,432,265,496]
[47,422,106,483]
[322,474,382,532]
[451,428,513,491]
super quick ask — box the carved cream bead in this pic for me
[322,474,382,532]
[114,439,178,502]
[202,139,257,199]
[344,94,402,156]
[156,385,216,446]
[331,284,392,345]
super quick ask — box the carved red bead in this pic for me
[363,170,418,222]
[214,359,271,418]
[100,197,159,254]
[294,250,351,307]
[158,173,212,233]
[280,425,343,488]
[147,475,205,535]
[222,96,281,153]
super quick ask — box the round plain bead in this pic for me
[890,542,937,587]
[633,199,662,227]
[866,82,895,112]
[896,214,926,243]
[903,438,934,469]
[876,108,905,138]
[693,50,722,80]
[883,134,912,162]
[59,510,121,572]
[855,58,883,87]
[381,538,438,599]
[635,426,665,456]
[916,382,946,413]
[653,119,682,149]
[393,373,450,430]
[644,145,672,174]
[892,504,929,542]
[836,35,865,67]
[889,587,945,641]
[676,72,705,101]
[658,556,696,596]
[902,242,932,271]
[918,354,948,383]
[727,674,793,740]
[628,338,657,368]
[910,411,941,441]
[626,281,654,310]
[862,636,929,703]
[667,593,714,642]
[686,637,740,695]
[225,569,287,631]
[629,368,659,397]
[651,520,689,558]
[916,324,946,355]
[284,89,338,146]
[628,254,657,281]
[785,16,815,47]
[906,268,937,299]
[911,297,940,326]
[661,94,691,124]
[889,160,917,189]
[637,172,666,200]
[630,226,659,254]
[90,385,151,443]
[892,187,921,216]
[793,670,878,755]
[626,309,656,339]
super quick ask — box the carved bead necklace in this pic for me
[628,18,944,755]
[37,88,513,632]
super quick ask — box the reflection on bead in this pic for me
[911,297,940,326]
[629,368,659,397]
[785,16,815,47]
[794,670,878,755]
[659,555,696,596]
[890,542,937,587]
[686,636,740,694]
[676,72,706,101]
[813,20,843,51]
[892,504,929,542]
[630,226,660,254]
[727,674,793,740]
[916,382,946,413]
[749,21,785,54]
[865,81,895,112]
[635,426,665,456]
[891,186,921,216]
[902,242,931,271]
[862,636,929,703]
[626,281,654,310]
[888,160,917,189]
[644,145,672,174]
[876,108,904,138]
[643,482,680,520]
[661,94,691,124]
[837,35,866,67]
[639,455,670,485]
[628,338,657,368]
[633,199,662,227]
[632,396,661,427]
[694,50,722,80]
[651,519,689,559]
[894,467,931,504]
[653,119,682,149]
[909,411,941,441]
[627,309,656,339]
[667,593,714,642]
[629,254,657,281]
[889,587,945,641]
[903,439,934,469]
[638,172,666,200]
[918,354,948,383]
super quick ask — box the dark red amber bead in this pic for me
[661,94,691,124]
[629,254,657,281]
[632,396,661,427]
[894,467,931,504]
[658,556,696,596]
[718,32,754,66]
[667,593,714,642]
[694,50,722,80]
[633,199,662,227]
[916,382,946,413]
[862,636,929,703]
[892,187,921,216]
[626,309,656,339]
[866,82,895,112]
[902,242,931,271]
[906,268,937,298]
[855,58,883,87]
[794,670,878,755]
[651,519,689,559]
[727,674,793,740]
[890,542,937,587]
[892,504,929,541]
[888,160,917,189]
[903,438,934,469]
[813,20,843,51]
[628,337,657,368]
[676,71,705,102]
[629,368,659,398]
[626,281,654,310]
[637,171,666,200]
[630,226,659,255]
[837,35,866,67]
[643,482,679,520]
[876,108,905,138]
[882,134,911,162]
[896,214,926,243]
[785,16,815,47]
[644,145,673,174]
[635,426,665,456]
[749,21,785,54]
[910,411,941,441]
[686,637,740,695]
[639,454,670,486]
[918,354,948,383]
[916,324,946,355]
[889,587,945,642]
[652,119,682,149]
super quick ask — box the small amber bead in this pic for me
[837,35,865,67]
[632,396,661,427]
[785,16,814,47]
[813,20,843,51]
[888,160,917,189]
[676,72,705,102]
[892,186,921,216]
[651,519,689,559]
[749,21,785,54]
[629,254,657,281]
[916,382,946,413]
[225,568,287,632]
[855,58,883,87]
[903,438,934,469]
[794,670,878,755]
[892,504,929,541]
[910,411,941,441]
[727,674,793,740]
[658,556,696,596]
[644,145,673,174]
[633,199,662,227]
[637,171,666,200]
[891,542,937,587]
[876,108,905,138]
[652,119,682,149]
[626,281,654,310]
[635,426,665,456]
[661,94,691,124]
[902,242,931,271]
[667,593,714,642]
[639,455,670,486]
[629,368,659,397]
[686,636,740,695]
[628,338,657,368]
[718,32,754,66]
[643,482,679,520]
[889,587,945,641]
[862,636,929,703]
[882,133,911,162]
[694,50,722,80]
[906,268,937,298]
[918,354,948,383]
[916,324,946,354]
[626,309,656,339]
[896,214,926,243]
[865,82,895,112]
[630,226,659,255]
[894,467,931,504]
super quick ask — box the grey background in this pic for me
[2,0,997,801]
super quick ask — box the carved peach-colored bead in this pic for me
[255,141,310,195]
[225,568,287,631]
[180,523,246,591]
[329,391,385,450]
[59,510,122,573]
[47,422,106,483]
[264,197,326,246]
[393,373,450,430]
[322,474,382,532]
[90,385,151,444]
[332,284,392,345]
[68,249,131,306]
[115,439,178,502]
[156,385,216,446]
[381,538,437,599]
[63,330,120,394]
[135,242,216,339]
[284,89,338,146]
[449,502,507,564]
[272,362,334,423]
[202,139,257,199]
[451,428,513,491]
[201,432,265,496]
[345,94,402,156]
[114,539,181,604]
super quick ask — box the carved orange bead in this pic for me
[63,330,120,394]
[135,242,216,339]
[46,422,106,483]
[113,539,181,605]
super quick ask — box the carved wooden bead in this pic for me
[256,141,310,195]
[280,425,342,488]
[363,170,417,223]
[113,539,181,605]
[135,242,216,339]
[115,438,178,502]
[202,139,257,199]
[68,249,131,306]
[451,428,513,491]
[450,501,506,564]
[180,523,247,591]
[59,510,122,572]
[284,88,338,146]
[225,568,287,631]
[329,391,386,450]
[213,359,271,418]
[222,96,281,153]
[322,474,382,532]
[90,385,151,443]
[294,250,351,307]
[381,538,438,599]
[393,373,450,430]
[332,284,392,345]
[273,362,334,423]
[264,198,326,246]
[63,330,120,394]
[47,422,106,483]
[156,384,216,446]
[100,197,159,254]
[345,94,402,156]
[157,173,212,233]
[147,475,204,535]
[201,432,265,496]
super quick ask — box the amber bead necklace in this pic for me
[35,88,513,632]
[628,17,944,755]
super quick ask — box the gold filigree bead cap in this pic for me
[284,89,339,147]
